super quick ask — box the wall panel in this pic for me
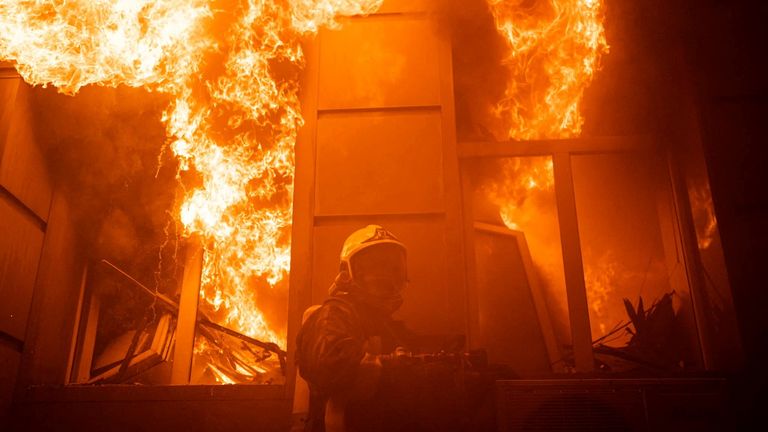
[292,3,466,346]
[318,16,441,110]
[18,193,84,386]
[315,110,444,215]
[0,341,21,424]
[0,197,45,341]
[0,79,20,149]
[0,82,52,221]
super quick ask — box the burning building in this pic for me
[0,0,765,430]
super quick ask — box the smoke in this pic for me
[439,0,509,141]
[29,84,183,294]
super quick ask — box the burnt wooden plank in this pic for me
[0,196,45,341]
[0,81,52,221]
[17,193,84,387]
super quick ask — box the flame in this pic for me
[486,0,609,229]
[689,181,718,250]
[483,0,609,345]
[0,1,213,95]
[486,157,554,232]
[487,0,609,140]
[1,0,382,381]
[582,250,618,336]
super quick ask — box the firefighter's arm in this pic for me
[296,302,367,395]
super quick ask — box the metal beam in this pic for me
[552,152,594,372]
[458,135,653,159]
[65,266,89,383]
[74,292,99,383]
[665,153,714,369]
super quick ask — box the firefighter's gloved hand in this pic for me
[392,346,410,362]
[380,346,419,367]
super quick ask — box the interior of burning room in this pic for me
[1,0,766,430]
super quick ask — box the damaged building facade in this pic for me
[1,0,766,430]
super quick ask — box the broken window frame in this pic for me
[66,242,287,386]
[458,135,715,373]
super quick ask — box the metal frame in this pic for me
[286,34,320,404]
[68,267,98,384]
[457,135,664,373]
[473,222,562,369]
[664,153,713,369]
[458,135,654,159]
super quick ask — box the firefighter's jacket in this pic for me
[296,293,411,431]
[296,292,488,432]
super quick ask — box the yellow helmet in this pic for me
[332,225,408,311]
[340,224,406,272]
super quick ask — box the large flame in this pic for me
[487,157,555,231]
[484,0,609,341]
[1,0,382,379]
[0,1,212,95]
[487,0,608,140]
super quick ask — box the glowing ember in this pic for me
[1,0,382,381]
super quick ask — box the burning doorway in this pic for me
[0,1,744,430]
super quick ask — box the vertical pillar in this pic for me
[665,153,714,369]
[0,73,20,144]
[288,37,320,404]
[171,241,203,384]
[73,287,99,383]
[553,152,594,372]
[437,27,469,350]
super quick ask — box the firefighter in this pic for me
[296,225,420,432]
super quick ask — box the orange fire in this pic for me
[581,250,618,336]
[492,158,555,230]
[689,181,718,250]
[485,0,609,340]
[1,0,382,380]
[487,0,609,140]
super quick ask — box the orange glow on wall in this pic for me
[0,0,383,381]
[484,0,609,336]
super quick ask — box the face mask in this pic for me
[347,244,408,314]
[357,276,405,314]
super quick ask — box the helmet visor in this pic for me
[350,243,407,284]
